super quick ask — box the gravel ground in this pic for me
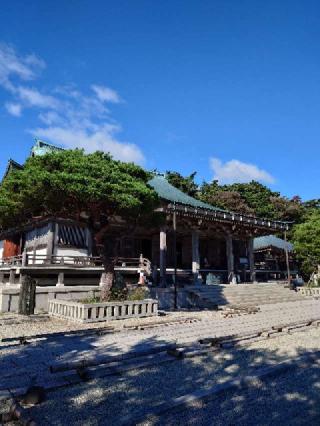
[1,300,320,399]
[0,310,219,341]
[24,327,320,426]
[141,365,320,425]
[0,298,315,341]
[0,398,17,426]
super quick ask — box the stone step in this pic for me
[193,292,303,298]
[187,283,307,308]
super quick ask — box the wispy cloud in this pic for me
[0,42,45,91]
[17,86,60,109]
[5,102,22,117]
[31,125,145,164]
[210,157,275,184]
[0,42,144,164]
[91,85,121,103]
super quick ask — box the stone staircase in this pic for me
[187,283,310,309]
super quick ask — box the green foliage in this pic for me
[0,149,158,230]
[303,199,320,211]
[166,171,198,197]
[292,210,320,278]
[127,286,149,300]
[108,272,128,301]
[79,296,101,304]
[199,180,304,221]
[199,181,255,215]
[79,286,148,303]
[108,286,128,301]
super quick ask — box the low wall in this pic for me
[49,298,158,323]
[0,285,101,313]
[0,285,193,313]
[297,287,320,296]
[149,287,193,310]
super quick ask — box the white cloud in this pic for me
[210,157,275,184]
[0,42,144,164]
[91,85,121,103]
[5,102,22,117]
[17,86,60,109]
[31,125,145,164]
[0,43,45,91]
[38,111,62,126]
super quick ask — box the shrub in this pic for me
[127,287,149,301]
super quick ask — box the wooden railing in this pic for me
[0,255,23,267]
[0,254,151,274]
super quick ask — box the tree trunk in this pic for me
[100,255,116,301]
[18,275,36,315]
[93,222,130,302]
[99,237,120,302]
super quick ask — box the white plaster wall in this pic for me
[54,247,89,257]
[0,241,4,260]
[34,247,48,264]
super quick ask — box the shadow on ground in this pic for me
[1,329,317,426]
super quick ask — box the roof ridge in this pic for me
[34,139,64,150]
[148,174,226,212]
[2,158,24,182]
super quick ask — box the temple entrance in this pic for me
[176,241,183,268]
[141,238,152,260]
[199,238,227,270]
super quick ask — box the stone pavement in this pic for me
[1,299,320,396]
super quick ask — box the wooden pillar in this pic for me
[248,237,256,283]
[54,222,59,257]
[56,272,64,287]
[46,222,55,263]
[226,234,235,284]
[86,228,93,256]
[192,230,200,284]
[9,269,15,285]
[159,228,167,286]
[22,251,27,267]
[284,230,291,286]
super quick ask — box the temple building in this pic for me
[0,140,291,312]
[253,235,297,281]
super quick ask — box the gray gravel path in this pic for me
[142,364,320,425]
[1,299,320,395]
[25,327,320,426]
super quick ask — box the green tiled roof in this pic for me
[254,235,293,252]
[31,139,64,157]
[2,159,23,181]
[148,175,225,211]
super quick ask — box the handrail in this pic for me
[0,255,23,267]
[0,253,151,274]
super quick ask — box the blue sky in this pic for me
[0,0,319,200]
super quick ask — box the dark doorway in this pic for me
[141,239,152,260]
[176,241,183,268]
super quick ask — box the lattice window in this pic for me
[58,225,87,248]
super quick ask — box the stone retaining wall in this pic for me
[48,298,158,323]
[0,285,101,313]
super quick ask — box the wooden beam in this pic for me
[248,237,256,283]
[226,234,234,284]
[160,227,167,286]
[192,230,200,283]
